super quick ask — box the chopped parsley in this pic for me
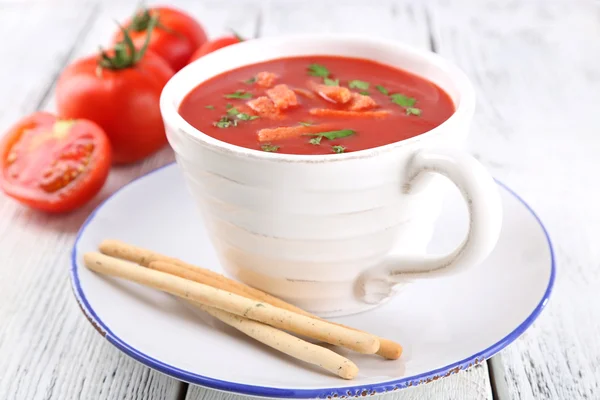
[331,145,346,154]
[298,121,314,126]
[348,80,369,90]
[214,116,237,128]
[244,76,257,84]
[225,107,259,121]
[323,78,339,86]
[225,103,233,109]
[261,143,279,152]
[224,90,253,99]
[309,136,322,145]
[231,29,245,42]
[307,63,330,77]
[316,129,355,140]
[227,107,240,116]
[359,91,370,96]
[204,105,215,109]
[390,93,416,107]
[375,85,389,95]
[237,113,259,121]
[306,129,355,141]
[406,107,422,116]
[216,107,259,127]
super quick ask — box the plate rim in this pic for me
[70,162,556,399]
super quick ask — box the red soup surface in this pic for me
[178,55,455,155]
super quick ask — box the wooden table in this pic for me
[0,0,596,398]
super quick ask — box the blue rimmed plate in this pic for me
[70,163,554,398]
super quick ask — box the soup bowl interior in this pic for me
[160,34,474,160]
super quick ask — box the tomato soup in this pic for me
[178,56,455,155]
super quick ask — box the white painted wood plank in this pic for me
[187,1,491,399]
[260,0,430,48]
[0,0,259,399]
[429,0,600,399]
[187,365,491,400]
[0,2,183,399]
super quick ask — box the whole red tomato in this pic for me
[113,6,207,72]
[0,112,111,213]
[188,35,243,64]
[56,24,174,164]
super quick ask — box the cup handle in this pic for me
[359,147,503,304]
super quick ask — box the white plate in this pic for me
[71,163,555,398]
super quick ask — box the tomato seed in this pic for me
[6,152,17,164]
[38,142,95,193]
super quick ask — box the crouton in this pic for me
[266,84,298,110]
[247,96,281,119]
[256,71,277,88]
[258,124,335,142]
[347,92,378,111]
[310,82,352,104]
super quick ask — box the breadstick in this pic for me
[99,240,402,359]
[197,304,358,379]
[148,260,308,317]
[150,260,402,360]
[99,239,170,266]
[84,252,379,354]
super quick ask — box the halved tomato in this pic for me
[0,112,111,213]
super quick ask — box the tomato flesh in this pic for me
[0,112,111,213]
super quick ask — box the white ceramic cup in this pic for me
[160,35,503,317]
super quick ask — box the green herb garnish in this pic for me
[375,85,389,95]
[309,136,322,145]
[359,91,370,96]
[406,107,422,116]
[331,145,346,154]
[348,80,369,90]
[323,78,339,86]
[237,113,259,121]
[390,93,416,107]
[306,129,355,140]
[214,116,237,128]
[226,103,233,109]
[244,76,257,84]
[261,143,279,152]
[230,29,245,42]
[205,105,215,109]
[298,121,314,126]
[307,63,330,77]
[224,90,253,99]
[225,107,259,121]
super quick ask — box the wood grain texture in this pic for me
[0,2,183,399]
[429,0,600,399]
[186,1,492,399]
[0,1,258,399]
[1,0,596,400]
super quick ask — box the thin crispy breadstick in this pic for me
[197,304,358,379]
[99,240,403,360]
[309,108,390,118]
[84,252,379,355]
[148,260,295,311]
[99,239,164,266]
[150,260,402,360]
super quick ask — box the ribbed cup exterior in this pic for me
[166,120,465,316]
